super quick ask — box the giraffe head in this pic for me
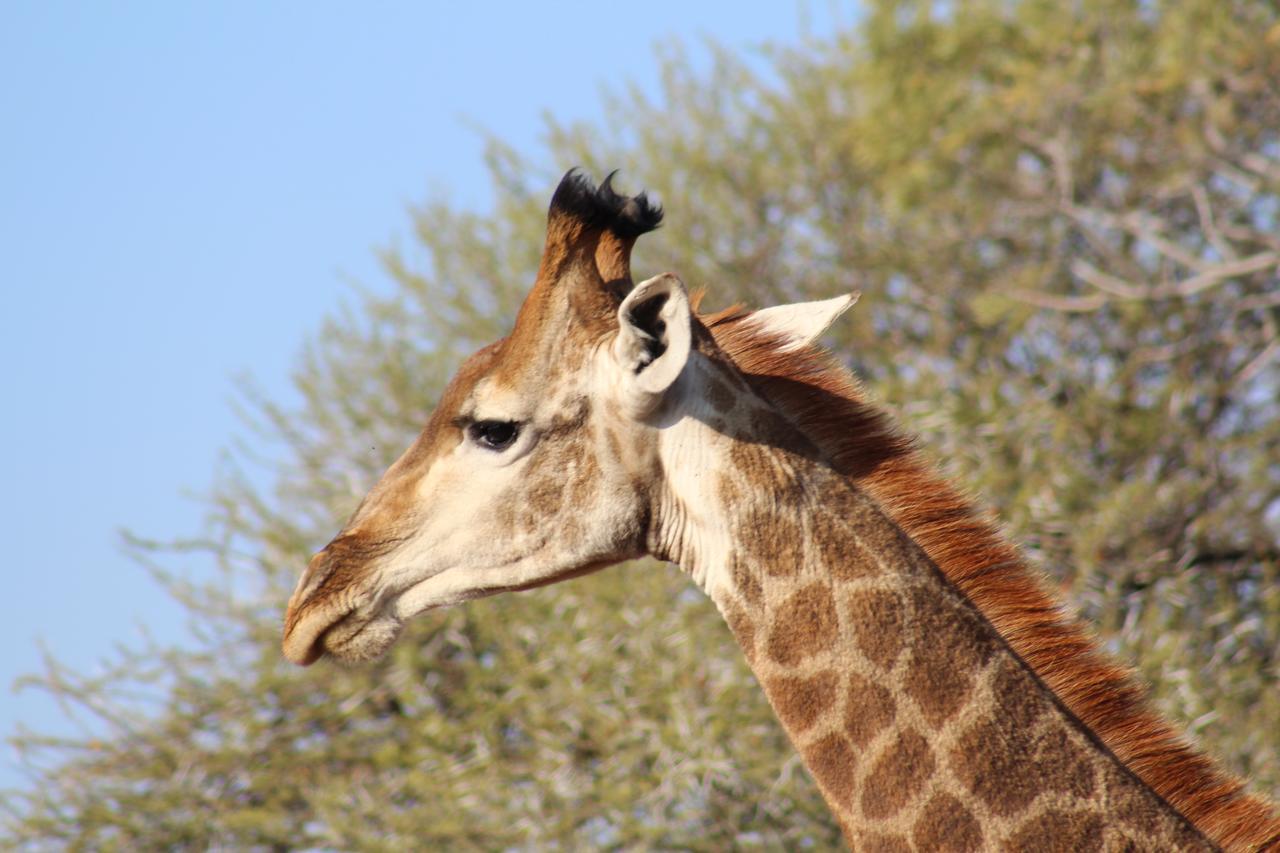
[282,171,852,667]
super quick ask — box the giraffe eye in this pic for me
[468,420,520,451]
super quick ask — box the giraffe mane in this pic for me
[701,305,1280,851]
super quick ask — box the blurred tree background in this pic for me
[5,0,1278,847]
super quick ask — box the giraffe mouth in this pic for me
[283,559,619,667]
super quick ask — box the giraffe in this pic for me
[282,171,1280,850]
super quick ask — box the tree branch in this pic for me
[1190,184,1238,262]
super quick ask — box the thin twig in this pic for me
[1154,251,1278,298]
[1234,337,1280,386]
[1239,151,1280,184]
[1190,184,1237,262]
[1015,250,1276,313]
[1071,258,1147,299]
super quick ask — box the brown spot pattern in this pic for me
[1005,809,1104,851]
[804,493,882,582]
[825,533,881,582]
[845,511,920,577]
[1033,728,1098,802]
[716,472,742,507]
[723,603,757,662]
[766,583,838,666]
[728,438,805,501]
[861,729,935,819]
[802,733,858,809]
[522,440,575,520]
[948,695,1095,819]
[950,713,1042,817]
[731,555,763,604]
[844,672,896,747]
[846,589,905,671]
[767,670,838,734]
[902,589,994,728]
[911,793,982,852]
[734,507,805,577]
[1114,786,1164,841]
[993,657,1047,730]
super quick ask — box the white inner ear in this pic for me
[745,292,859,351]
[611,273,692,414]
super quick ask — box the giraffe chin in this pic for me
[320,611,405,665]
[283,604,405,667]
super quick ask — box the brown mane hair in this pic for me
[702,305,1280,851]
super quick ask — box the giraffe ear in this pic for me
[745,292,860,351]
[610,273,691,417]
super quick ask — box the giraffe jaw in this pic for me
[389,558,617,624]
[283,560,611,667]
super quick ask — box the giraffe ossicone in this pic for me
[283,170,1279,850]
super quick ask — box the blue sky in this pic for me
[0,3,853,790]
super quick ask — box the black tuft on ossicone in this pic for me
[548,169,664,238]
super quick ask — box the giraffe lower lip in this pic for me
[318,609,404,664]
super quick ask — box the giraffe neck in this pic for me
[651,386,1210,848]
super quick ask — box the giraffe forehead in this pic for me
[466,360,591,423]
[463,378,529,420]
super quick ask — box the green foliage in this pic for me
[6,1,1278,847]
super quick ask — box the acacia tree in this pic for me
[6,1,1277,848]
